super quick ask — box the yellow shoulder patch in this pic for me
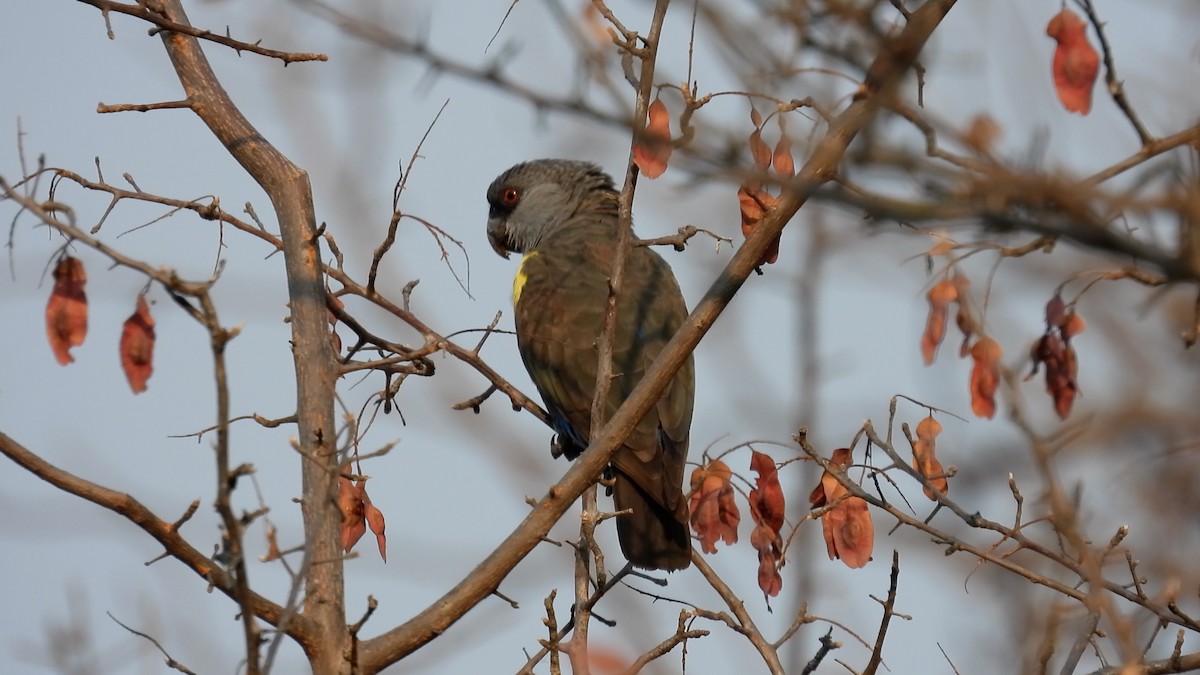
[513,251,539,305]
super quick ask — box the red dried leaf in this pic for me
[748,127,771,172]
[46,256,88,365]
[1045,294,1067,329]
[969,337,1003,419]
[339,476,366,554]
[823,495,873,569]
[328,294,344,355]
[263,527,282,562]
[910,415,947,500]
[810,448,873,568]
[772,133,794,178]
[1028,300,1084,419]
[749,106,763,129]
[955,304,976,359]
[749,451,784,535]
[633,97,672,179]
[688,460,739,554]
[738,186,781,266]
[589,646,631,674]
[748,450,785,602]
[119,294,156,394]
[1061,311,1086,341]
[361,483,388,563]
[927,233,957,258]
[1046,9,1099,115]
[921,279,959,365]
[756,548,783,599]
[809,447,852,508]
[963,114,1001,153]
[1051,343,1080,419]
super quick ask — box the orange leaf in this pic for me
[689,460,739,554]
[589,645,631,674]
[749,451,784,536]
[815,478,847,561]
[810,447,872,567]
[361,482,388,563]
[1045,294,1067,329]
[339,476,366,553]
[1062,311,1086,340]
[955,304,977,359]
[46,256,88,365]
[120,294,156,394]
[921,279,958,365]
[756,549,783,599]
[748,127,771,172]
[823,495,874,569]
[737,186,781,266]
[969,337,1003,419]
[328,294,344,355]
[1028,299,1083,419]
[927,233,957,258]
[910,416,947,500]
[963,114,1001,153]
[633,97,672,179]
[809,447,852,508]
[748,105,763,129]
[748,450,785,602]
[1046,9,1099,115]
[772,132,794,178]
[1053,344,1079,419]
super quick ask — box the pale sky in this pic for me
[2,1,1198,673]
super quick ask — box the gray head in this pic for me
[486,159,617,258]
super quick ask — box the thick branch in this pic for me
[356,1,956,670]
[149,1,346,671]
[0,432,312,640]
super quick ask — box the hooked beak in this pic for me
[487,218,511,259]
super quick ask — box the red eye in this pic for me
[501,188,520,205]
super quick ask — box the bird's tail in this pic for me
[611,471,692,571]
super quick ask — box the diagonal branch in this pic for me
[147,1,346,670]
[0,432,313,642]
[76,0,327,64]
[356,1,957,670]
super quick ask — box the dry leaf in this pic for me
[748,450,785,602]
[921,278,958,365]
[633,97,672,179]
[119,294,155,394]
[1062,311,1086,340]
[927,234,957,258]
[748,127,771,172]
[824,494,873,569]
[1027,297,1084,419]
[689,460,740,554]
[910,416,947,500]
[362,484,388,563]
[46,256,88,365]
[328,294,344,355]
[749,106,763,129]
[810,448,873,568]
[339,476,388,561]
[1046,9,1099,115]
[339,476,366,554]
[969,337,1003,419]
[738,186,781,266]
[772,132,794,178]
[963,114,1002,153]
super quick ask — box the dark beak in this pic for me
[487,219,510,259]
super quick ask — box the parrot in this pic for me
[486,159,694,571]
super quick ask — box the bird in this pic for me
[486,159,694,571]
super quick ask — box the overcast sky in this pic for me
[3,1,1198,673]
